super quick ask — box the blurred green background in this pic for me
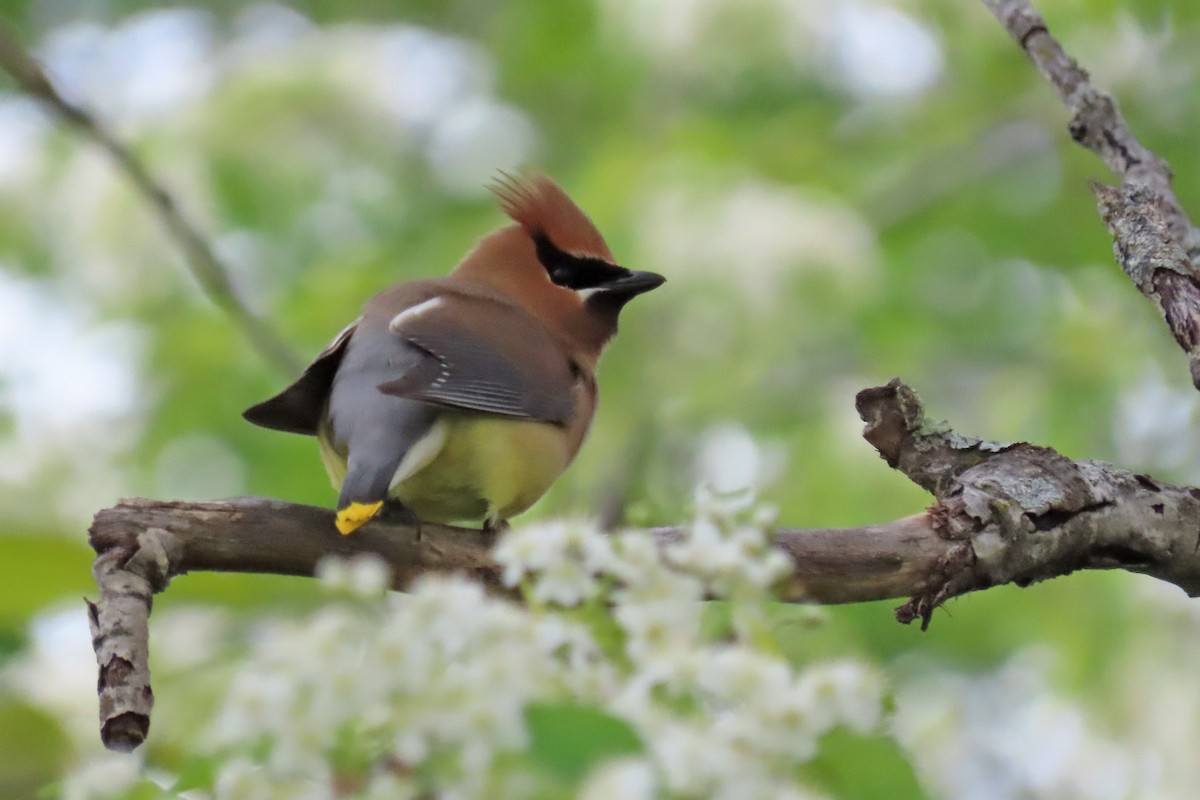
[3,0,1200,797]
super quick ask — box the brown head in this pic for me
[450,173,665,361]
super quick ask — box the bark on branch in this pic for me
[88,378,1200,750]
[857,380,1200,624]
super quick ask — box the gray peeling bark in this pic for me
[1093,183,1200,387]
[88,379,1200,750]
[856,380,1200,626]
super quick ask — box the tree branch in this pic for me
[979,0,1200,387]
[0,26,301,375]
[88,378,1200,750]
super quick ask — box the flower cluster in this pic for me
[210,569,608,799]
[490,498,879,798]
[894,651,1150,800]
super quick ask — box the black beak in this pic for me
[600,270,666,297]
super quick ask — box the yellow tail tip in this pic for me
[336,501,384,535]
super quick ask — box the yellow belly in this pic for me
[321,414,573,525]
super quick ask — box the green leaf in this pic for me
[170,756,220,793]
[0,534,96,634]
[127,780,171,800]
[800,730,927,800]
[0,699,69,800]
[568,599,629,666]
[524,702,643,782]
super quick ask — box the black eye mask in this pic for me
[533,232,629,290]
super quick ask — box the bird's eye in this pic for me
[552,268,570,284]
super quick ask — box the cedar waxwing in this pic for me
[243,174,664,534]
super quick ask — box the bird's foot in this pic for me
[380,500,422,527]
[335,501,384,536]
[482,516,510,533]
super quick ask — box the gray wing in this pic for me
[376,294,577,426]
[242,320,358,435]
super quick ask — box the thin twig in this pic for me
[0,25,301,375]
[979,0,1200,263]
[979,0,1200,387]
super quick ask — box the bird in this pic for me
[242,173,665,535]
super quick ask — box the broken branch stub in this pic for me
[859,379,1200,629]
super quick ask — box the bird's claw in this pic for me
[483,517,510,533]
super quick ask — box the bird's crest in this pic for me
[490,172,614,262]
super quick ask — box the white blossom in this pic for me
[315,552,392,597]
[894,652,1146,800]
[578,757,657,800]
[795,660,885,735]
[356,771,419,800]
[59,754,142,800]
[493,518,612,606]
